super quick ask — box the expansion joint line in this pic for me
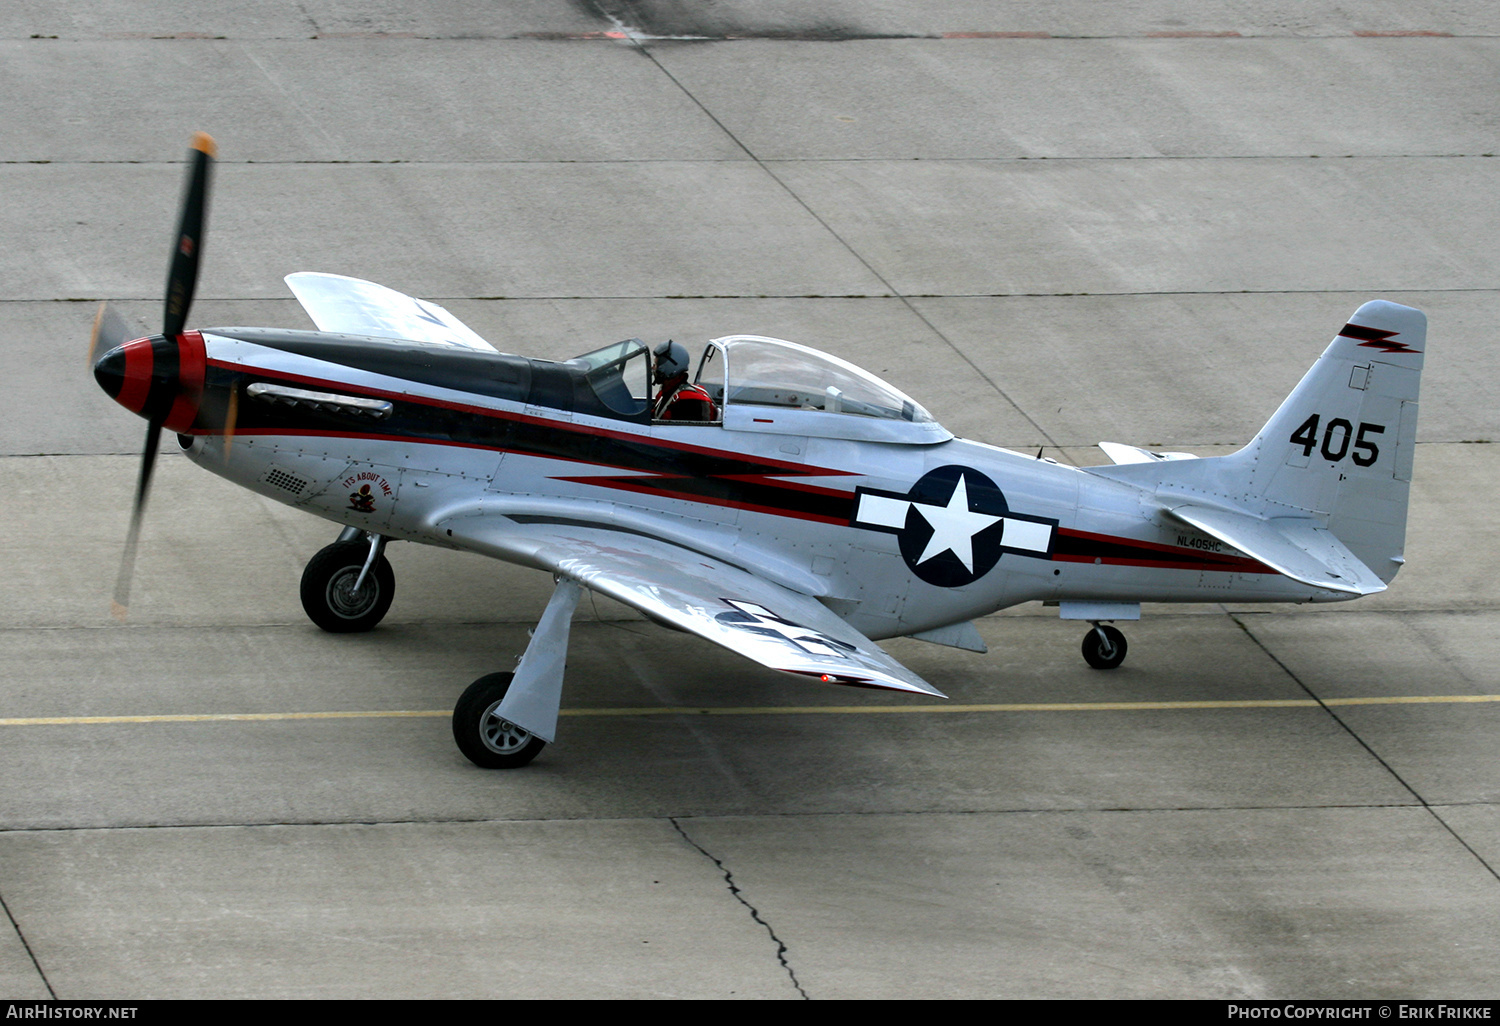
[1228,614,1500,885]
[671,818,809,999]
[619,32,1064,456]
[0,888,56,999]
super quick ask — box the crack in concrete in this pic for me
[670,817,809,999]
[2,796,1497,837]
[291,0,321,37]
[0,888,55,999]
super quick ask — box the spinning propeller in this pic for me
[92,133,216,619]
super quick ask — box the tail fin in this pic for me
[1229,301,1423,581]
[1090,301,1424,586]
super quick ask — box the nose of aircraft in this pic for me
[93,331,206,432]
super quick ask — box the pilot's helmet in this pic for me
[653,340,689,383]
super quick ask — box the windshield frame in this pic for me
[566,337,652,420]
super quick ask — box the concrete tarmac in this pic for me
[3,0,1499,1000]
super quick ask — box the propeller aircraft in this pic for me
[91,136,1426,768]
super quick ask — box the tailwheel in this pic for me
[1082,623,1127,670]
[453,672,547,769]
[299,541,394,633]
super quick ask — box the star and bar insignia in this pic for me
[850,465,1057,587]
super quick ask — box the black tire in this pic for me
[299,542,395,633]
[452,672,547,769]
[1082,624,1128,670]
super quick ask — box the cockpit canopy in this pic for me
[566,333,951,444]
[699,335,950,443]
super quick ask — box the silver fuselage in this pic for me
[179,329,1324,642]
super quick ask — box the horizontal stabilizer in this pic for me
[1163,504,1386,596]
[1097,442,1199,466]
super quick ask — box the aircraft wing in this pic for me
[438,515,946,697]
[285,272,498,352]
[1161,504,1387,596]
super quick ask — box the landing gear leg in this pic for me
[1081,622,1127,670]
[453,577,582,769]
[300,532,394,633]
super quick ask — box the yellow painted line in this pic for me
[0,710,448,726]
[2,694,1500,727]
[1324,695,1500,706]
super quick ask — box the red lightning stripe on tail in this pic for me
[1339,322,1422,354]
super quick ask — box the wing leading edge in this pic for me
[436,514,946,698]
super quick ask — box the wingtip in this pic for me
[798,670,947,699]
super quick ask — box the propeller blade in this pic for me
[88,302,135,368]
[163,132,215,339]
[111,419,162,621]
[111,133,216,620]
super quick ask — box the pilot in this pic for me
[652,339,718,422]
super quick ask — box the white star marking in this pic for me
[913,473,1001,571]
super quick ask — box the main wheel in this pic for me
[1082,624,1128,670]
[299,542,395,633]
[452,672,547,769]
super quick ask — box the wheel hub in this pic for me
[326,567,377,618]
[481,701,534,755]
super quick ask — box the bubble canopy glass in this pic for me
[696,335,951,444]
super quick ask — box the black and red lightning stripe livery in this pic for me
[90,135,1426,768]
